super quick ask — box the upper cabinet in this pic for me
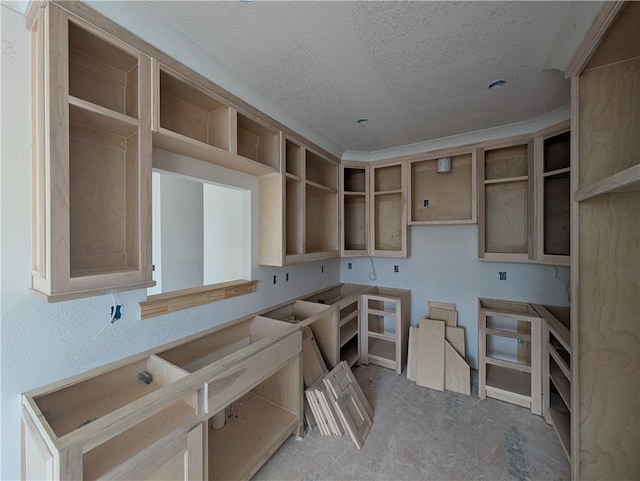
[30,4,154,301]
[478,122,571,266]
[370,161,408,258]
[151,64,279,176]
[259,136,339,266]
[409,150,477,225]
[340,162,369,256]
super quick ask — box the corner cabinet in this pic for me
[259,136,339,266]
[568,1,639,479]
[29,3,154,301]
[340,162,370,256]
[370,161,408,258]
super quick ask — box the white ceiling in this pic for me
[135,1,601,155]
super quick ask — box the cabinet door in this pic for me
[369,161,408,258]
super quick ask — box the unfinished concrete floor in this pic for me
[254,364,570,481]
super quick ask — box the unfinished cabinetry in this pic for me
[535,304,571,462]
[360,288,411,374]
[535,123,571,265]
[409,150,477,224]
[29,3,154,301]
[568,2,639,479]
[259,137,339,266]
[151,63,278,176]
[478,299,542,415]
[341,162,369,256]
[370,161,408,257]
[478,141,533,262]
[22,315,302,480]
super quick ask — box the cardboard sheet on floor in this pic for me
[416,318,445,391]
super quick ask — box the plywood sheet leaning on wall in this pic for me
[445,340,471,395]
[416,319,445,391]
[406,326,419,381]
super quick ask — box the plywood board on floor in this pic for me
[445,340,471,395]
[416,319,445,391]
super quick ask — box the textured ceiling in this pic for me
[139,1,591,153]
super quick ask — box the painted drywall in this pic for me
[0,7,340,478]
[159,173,204,292]
[340,224,571,369]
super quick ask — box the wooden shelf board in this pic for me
[208,392,297,481]
[339,310,359,328]
[484,175,528,185]
[285,172,302,182]
[486,364,531,397]
[549,362,571,409]
[547,342,571,380]
[484,327,532,341]
[367,331,396,343]
[367,308,396,318]
[83,401,195,480]
[306,179,336,194]
[485,356,532,373]
[575,163,640,202]
[343,190,365,196]
[69,96,138,137]
[153,129,277,177]
[373,189,402,195]
[548,396,571,462]
[339,320,358,347]
[543,167,571,177]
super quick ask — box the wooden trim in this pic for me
[565,1,627,77]
[140,279,257,319]
[574,164,640,202]
[32,280,156,304]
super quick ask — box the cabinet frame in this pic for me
[340,162,370,256]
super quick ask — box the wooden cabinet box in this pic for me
[360,287,411,374]
[370,161,408,258]
[341,163,370,256]
[30,3,154,301]
[22,315,302,480]
[409,150,477,225]
[478,298,542,415]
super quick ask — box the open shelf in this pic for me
[68,101,140,278]
[548,388,571,461]
[373,193,402,251]
[68,20,138,118]
[484,180,528,254]
[306,150,337,191]
[574,164,640,202]
[485,144,529,180]
[285,139,302,177]
[544,131,570,172]
[83,398,195,479]
[341,336,359,367]
[374,164,402,192]
[305,183,338,254]
[344,167,366,193]
[368,337,396,362]
[159,68,230,151]
[410,153,474,224]
[343,194,367,251]
[208,392,297,481]
[339,317,359,347]
[237,112,279,170]
[286,178,303,256]
[549,357,571,408]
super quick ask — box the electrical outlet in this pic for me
[499,271,507,281]
[423,199,429,207]
[394,265,399,273]
[348,262,352,270]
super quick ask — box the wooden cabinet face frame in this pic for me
[340,162,370,256]
[30,3,154,302]
[409,149,477,225]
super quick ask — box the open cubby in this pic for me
[543,172,570,256]
[306,151,337,191]
[485,144,529,180]
[411,153,474,223]
[341,336,359,367]
[484,181,528,254]
[344,167,366,193]
[374,193,402,251]
[159,69,230,150]
[286,178,304,256]
[544,131,570,172]
[305,184,337,253]
[285,139,302,177]
[68,103,140,277]
[374,164,402,192]
[237,112,279,169]
[68,21,138,117]
[343,195,367,251]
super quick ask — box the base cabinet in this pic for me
[21,316,302,480]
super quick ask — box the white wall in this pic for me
[0,7,339,479]
[340,224,571,369]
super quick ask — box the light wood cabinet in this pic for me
[151,63,279,176]
[340,162,370,256]
[477,298,542,415]
[409,150,477,225]
[370,161,408,258]
[22,315,303,480]
[360,288,411,375]
[29,3,154,301]
[568,2,639,479]
[537,304,571,463]
[259,137,339,266]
